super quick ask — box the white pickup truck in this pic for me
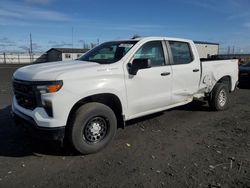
[12,37,238,154]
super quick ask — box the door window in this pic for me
[169,41,193,65]
[134,41,165,67]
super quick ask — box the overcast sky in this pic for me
[0,0,250,53]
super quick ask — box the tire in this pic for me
[208,83,229,111]
[68,102,117,154]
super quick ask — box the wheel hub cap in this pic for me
[84,117,108,143]
[218,90,226,106]
[90,123,101,134]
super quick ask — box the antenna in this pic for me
[227,46,230,55]
[30,33,33,54]
[71,27,74,49]
[30,33,33,63]
[71,27,74,60]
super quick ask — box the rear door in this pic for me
[166,41,200,104]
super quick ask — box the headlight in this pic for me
[36,80,63,94]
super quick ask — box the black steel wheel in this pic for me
[68,102,117,154]
[84,116,108,144]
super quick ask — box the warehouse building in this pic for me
[194,41,219,59]
[46,48,89,62]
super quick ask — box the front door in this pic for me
[125,41,172,119]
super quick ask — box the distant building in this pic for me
[46,48,89,62]
[194,41,219,59]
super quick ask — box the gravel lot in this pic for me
[0,64,250,188]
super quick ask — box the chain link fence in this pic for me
[0,52,47,64]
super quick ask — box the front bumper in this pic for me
[12,109,65,142]
[12,96,66,128]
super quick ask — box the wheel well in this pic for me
[217,76,232,92]
[67,93,124,129]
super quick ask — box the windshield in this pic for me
[78,41,138,64]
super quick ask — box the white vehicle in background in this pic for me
[12,37,238,154]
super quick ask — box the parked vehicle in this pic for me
[12,37,239,154]
[239,61,250,86]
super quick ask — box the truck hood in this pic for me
[13,60,101,81]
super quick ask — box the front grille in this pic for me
[13,79,38,110]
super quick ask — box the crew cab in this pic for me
[12,37,238,154]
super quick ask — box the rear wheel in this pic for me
[68,102,117,154]
[208,83,229,111]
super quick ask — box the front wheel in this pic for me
[68,102,117,154]
[208,83,229,111]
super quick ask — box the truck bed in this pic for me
[199,59,238,93]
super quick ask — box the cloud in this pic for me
[29,9,70,21]
[18,43,42,52]
[0,37,15,44]
[0,1,70,25]
[244,23,250,28]
[0,43,16,48]
[0,17,33,26]
[0,9,23,18]
[0,37,45,52]
[25,0,52,5]
[18,45,30,51]
[183,0,225,13]
[32,43,43,51]
[99,24,171,32]
[228,12,250,20]
[131,24,166,29]
[48,40,72,48]
[0,37,16,47]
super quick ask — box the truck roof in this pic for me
[113,36,193,43]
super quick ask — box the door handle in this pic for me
[193,69,200,72]
[161,72,171,76]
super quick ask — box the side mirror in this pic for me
[128,59,151,75]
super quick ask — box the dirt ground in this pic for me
[0,64,249,188]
